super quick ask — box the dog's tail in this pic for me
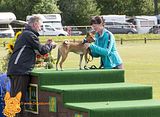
[63,40,70,45]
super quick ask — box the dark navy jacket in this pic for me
[7,25,53,75]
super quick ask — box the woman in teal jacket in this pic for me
[85,16,123,69]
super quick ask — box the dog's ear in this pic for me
[15,92,22,101]
[4,92,10,101]
[86,32,90,37]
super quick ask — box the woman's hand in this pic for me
[84,43,90,49]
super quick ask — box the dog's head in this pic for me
[85,32,95,43]
[3,92,22,117]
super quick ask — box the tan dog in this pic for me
[56,32,95,70]
[3,92,22,117]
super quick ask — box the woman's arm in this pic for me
[89,32,115,56]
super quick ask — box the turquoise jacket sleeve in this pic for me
[89,30,115,56]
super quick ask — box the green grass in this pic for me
[0,34,160,44]
[1,40,160,99]
[118,40,160,99]
[115,34,160,40]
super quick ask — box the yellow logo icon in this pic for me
[3,92,22,117]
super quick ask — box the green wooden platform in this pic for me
[65,100,160,117]
[25,69,160,117]
[41,83,152,103]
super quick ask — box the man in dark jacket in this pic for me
[7,16,55,106]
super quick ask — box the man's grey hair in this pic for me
[28,15,42,25]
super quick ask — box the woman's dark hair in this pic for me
[90,16,105,25]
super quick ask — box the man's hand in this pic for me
[46,39,52,44]
[51,41,57,49]
[46,39,57,49]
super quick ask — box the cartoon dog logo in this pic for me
[3,92,22,117]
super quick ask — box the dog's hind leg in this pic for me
[56,48,61,70]
[79,54,83,70]
[59,53,68,71]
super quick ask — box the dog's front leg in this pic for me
[56,49,61,71]
[84,53,89,70]
[79,54,83,70]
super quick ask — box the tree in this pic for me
[0,0,157,24]
[96,0,130,15]
[127,0,154,16]
[96,0,154,16]
[157,0,160,14]
[0,0,40,20]
[58,0,100,25]
[32,0,61,14]
[154,0,158,15]
[0,0,5,10]
[0,0,60,20]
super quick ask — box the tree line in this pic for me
[0,0,159,26]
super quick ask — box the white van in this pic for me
[40,24,68,36]
[0,12,16,38]
[127,16,158,34]
[26,14,68,36]
[101,15,126,23]
[0,24,14,38]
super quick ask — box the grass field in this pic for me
[118,40,160,99]
[1,40,160,99]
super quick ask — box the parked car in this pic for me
[149,24,160,34]
[70,27,82,36]
[39,24,68,36]
[0,24,15,38]
[105,22,137,34]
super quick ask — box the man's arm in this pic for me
[26,32,55,55]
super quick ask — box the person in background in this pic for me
[84,16,123,69]
[7,15,56,116]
